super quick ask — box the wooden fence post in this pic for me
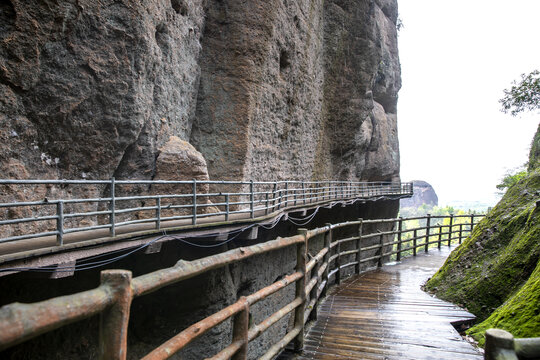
[377,234,384,267]
[438,225,442,249]
[99,270,133,360]
[322,224,332,298]
[484,329,516,360]
[355,219,363,273]
[231,298,249,360]
[294,229,308,352]
[448,214,454,246]
[413,229,417,256]
[425,214,431,252]
[396,217,403,261]
[459,224,463,244]
[336,231,341,285]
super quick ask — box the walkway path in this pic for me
[287,246,483,359]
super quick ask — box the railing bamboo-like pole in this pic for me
[0,213,487,359]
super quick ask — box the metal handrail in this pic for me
[0,179,412,248]
[0,213,483,359]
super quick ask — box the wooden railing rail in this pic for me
[0,213,484,359]
[485,328,540,360]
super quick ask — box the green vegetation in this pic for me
[496,167,528,194]
[499,69,539,116]
[425,153,540,346]
[467,259,540,346]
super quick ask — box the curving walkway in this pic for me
[283,246,483,360]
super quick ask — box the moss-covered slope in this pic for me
[424,168,540,343]
[467,259,540,346]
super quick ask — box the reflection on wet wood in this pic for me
[280,246,483,359]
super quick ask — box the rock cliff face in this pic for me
[0,0,401,186]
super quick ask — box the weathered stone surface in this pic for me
[1,0,401,188]
[401,180,439,208]
[192,0,401,184]
[0,0,204,184]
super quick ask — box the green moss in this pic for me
[467,259,540,347]
[425,169,540,328]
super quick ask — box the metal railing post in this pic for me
[284,181,288,208]
[155,197,161,230]
[99,270,133,360]
[302,181,306,204]
[56,201,64,246]
[192,179,197,225]
[225,194,230,221]
[231,297,249,360]
[294,229,308,352]
[272,182,277,211]
[425,214,431,252]
[109,177,116,237]
[265,188,270,215]
[470,214,475,233]
[355,219,363,273]
[396,217,403,261]
[250,180,254,218]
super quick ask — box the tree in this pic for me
[496,167,528,194]
[499,70,540,116]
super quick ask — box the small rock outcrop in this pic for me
[150,136,217,214]
[400,180,438,208]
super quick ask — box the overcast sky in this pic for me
[397,0,539,206]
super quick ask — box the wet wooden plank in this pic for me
[278,246,483,359]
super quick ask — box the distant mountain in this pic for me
[401,180,438,208]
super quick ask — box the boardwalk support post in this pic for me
[294,228,308,352]
[99,270,133,360]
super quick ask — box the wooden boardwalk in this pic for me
[281,246,483,360]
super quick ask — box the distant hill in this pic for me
[400,180,438,208]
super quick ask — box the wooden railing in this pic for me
[485,329,540,360]
[0,179,412,249]
[0,214,483,359]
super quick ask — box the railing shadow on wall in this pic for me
[0,179,412,248]
[0,213,484,359]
